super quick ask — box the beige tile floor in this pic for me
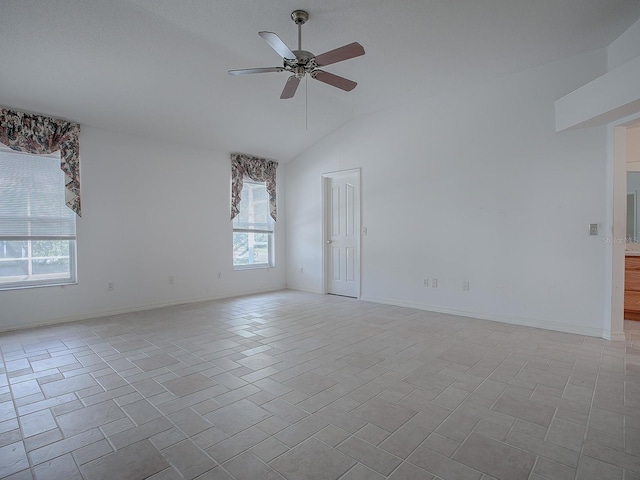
[1,290,640,480]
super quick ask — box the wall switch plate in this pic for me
[463,281,470,291]
[589,224,598,235]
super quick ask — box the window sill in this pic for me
[233,265,274,272]
[0,280,77,291]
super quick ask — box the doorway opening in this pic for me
[611,120,640,339]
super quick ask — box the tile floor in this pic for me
[1,290,639,480]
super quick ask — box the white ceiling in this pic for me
[1,0,639,161]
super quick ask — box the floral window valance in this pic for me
[231,153,278,221]
[0,108,81,216]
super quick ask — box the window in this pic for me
[233,181,274,268]
[0,149,77,289]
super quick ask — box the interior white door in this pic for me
[325,170,360,298]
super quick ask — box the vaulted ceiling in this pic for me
[1,0,638,161]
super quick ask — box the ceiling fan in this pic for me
[228,10,365,99]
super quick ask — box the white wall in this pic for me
[286,48,610,337]
[0,127,286,331]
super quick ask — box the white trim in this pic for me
[628,191,637,240]
[286,285,324,295]
[0,285,287,333]
[360,295,607,338]
[609,112,640,340]
[555,55,640,131]
[234,264,273,271]
[2,286,612,339]
[604,331,627,341]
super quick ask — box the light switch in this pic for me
[589,224,598,235]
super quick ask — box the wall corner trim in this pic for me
[555,55,640,132]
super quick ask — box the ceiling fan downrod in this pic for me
[291,10,308,51]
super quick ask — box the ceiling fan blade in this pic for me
[228,67,284,75]
[312,70,357,92]
[280,76,300,99]
[314,42,365,67]
[258,31,296,60]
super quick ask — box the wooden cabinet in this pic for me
[625,255,640,320]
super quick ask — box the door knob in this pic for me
[326,240,333,244]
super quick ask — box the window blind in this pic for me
[232,181,274,233]
[0,150,76,240]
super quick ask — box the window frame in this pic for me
[0,147,78,290]
[232,180,275,270]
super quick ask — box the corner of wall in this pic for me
[607,18,640,71]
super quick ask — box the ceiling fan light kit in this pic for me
[228,10,365,99]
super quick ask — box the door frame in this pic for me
[321,168,362,298]
[610,116,640,340]
[627,191,637,241]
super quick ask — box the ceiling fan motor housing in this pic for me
[286,49,316,76]
[291,10,308,25]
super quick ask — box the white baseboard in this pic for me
[286,285,324,295]
[359,295,607,339]
[604,330,627,341]
[3,288,611,341]
[0,286,286,333]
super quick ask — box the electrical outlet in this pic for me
[423,278,428,286]
[107,282,114,291]
[589,224,598,235]
[463,281,470,291]
[169,275,175,285]
[431,278,438,288]
[217,272,222,279]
